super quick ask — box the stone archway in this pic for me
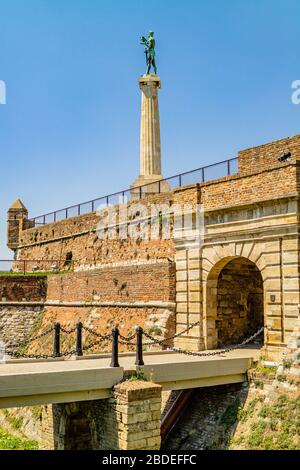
[63,412,93,450]
[206,256,264,348]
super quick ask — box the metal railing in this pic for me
[0,259,74,275]
[4,322,264,365]
[28,157,239,226]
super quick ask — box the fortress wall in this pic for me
[17,235,175,270]
[174,163,299,210]
[13,135,300,268]
[17,163,297,268]
[238,134,300,175]
[26,305,175,356]
[0,305,43,353]
[0,276,46,302]
[27,261,176,354]
[0,276,46,352]
[4,135,300,358]
[17,192,175,267]
[47,261,175,303]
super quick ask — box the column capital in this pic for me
[139,74,161,89]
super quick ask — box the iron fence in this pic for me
[29,157,238,226]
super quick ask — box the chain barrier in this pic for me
[6,325,112,359]
[81,325,113,341]
[81,337,112,353]
[3,321,264,361]
[8,326,55,353]
[60,326,77,335]
[7,349,79,360]
[143,321,201,346]
[119,332,136,342]
[159,327,264,357]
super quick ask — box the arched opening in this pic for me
[64,412,93,450]
[206,257,264,348]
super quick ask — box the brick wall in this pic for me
[174,163,299,211]
[17,191,174,262]
[47,262,175,303]
[238,134,300,175]
[0,276,47,302]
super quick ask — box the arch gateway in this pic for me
[173,135,300,359]
[174,228,299,358]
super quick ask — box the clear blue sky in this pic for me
[1,0,299,258]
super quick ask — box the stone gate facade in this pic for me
[6,134,300,358]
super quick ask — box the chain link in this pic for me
[143,321,201,346]
[9,326,55,352]
[119,338,136,346]
[119,332,136,342]
[81,325,113,341]
[60,326,77,335]
[4,321,264,360]
[161,327,264,357]
[82,337,112,352]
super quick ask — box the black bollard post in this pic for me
[110,327,120,367]
[76,322,83,356]
[135,326,144,366]
[53,322,61,358]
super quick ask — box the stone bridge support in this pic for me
[39,381,162,450]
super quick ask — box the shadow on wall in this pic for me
[162,383,249,450]
[41,400,119,450]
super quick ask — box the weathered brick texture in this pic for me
[0,276,46,302]
[238,134,300,175]
[47,262,175,303]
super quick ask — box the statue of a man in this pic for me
[140,31,157,75]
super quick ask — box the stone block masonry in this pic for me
[113,381,162,450]
[0,305,43,354]
[39,381,162,450]
[0,276,46,353]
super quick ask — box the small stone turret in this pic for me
[7,199,28,250]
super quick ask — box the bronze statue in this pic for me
[140,31,157,75]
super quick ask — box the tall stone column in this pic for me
[131,75,169,196]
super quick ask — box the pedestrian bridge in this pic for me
[0,347,259,409]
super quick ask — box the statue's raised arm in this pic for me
[140,31,157,75]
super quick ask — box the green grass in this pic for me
[237,395,300,450]
[11,417,24,431]
[0,427,38,450]
[0,270,72,277]
[238,397,262,423]
[254,363,277,376]
[0,271,48,277]
[127,370,148,382]
[220,397,241,427]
